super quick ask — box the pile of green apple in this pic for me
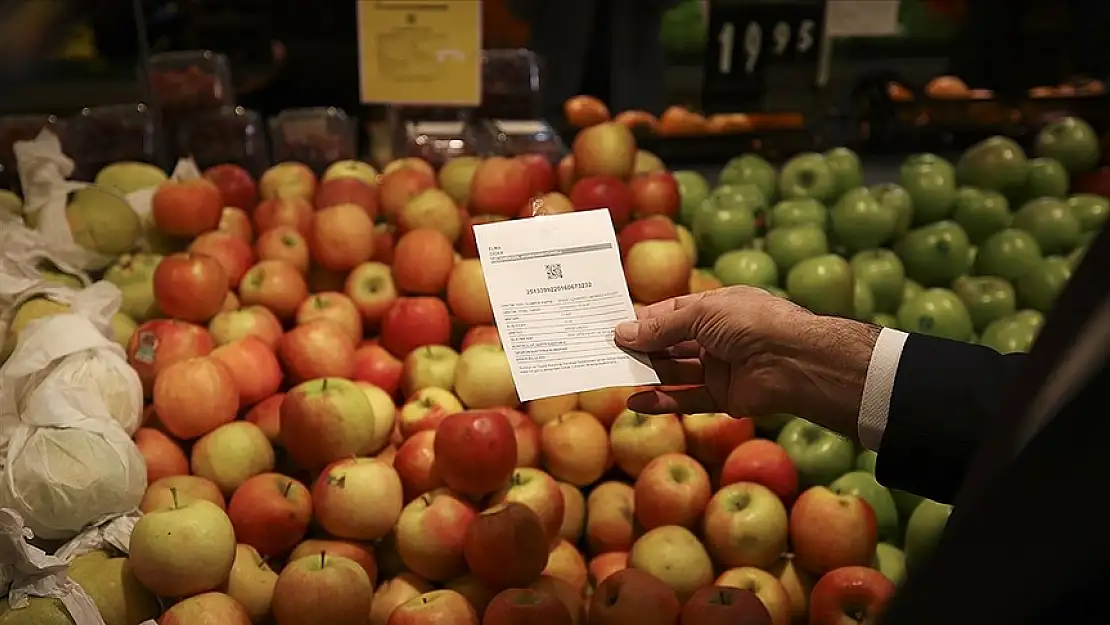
[675,116,1105,353]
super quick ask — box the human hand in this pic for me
[614,286,880,437]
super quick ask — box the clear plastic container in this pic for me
[269,107,357,173]
[486,119,565,159]
[0,114,63,191]
[478,49,542,120]
[393,106,473,124]
[395,120,490,169]
[64,104,158,181]
[177,107,269,175]
[148,50,235,111]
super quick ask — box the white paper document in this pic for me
[473,209,660,401]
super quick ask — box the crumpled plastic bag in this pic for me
[0,209,91,313]
[125,157,203,252]
[0,508,106,625]
[54,512,139,562]
[0,284,146,540]
[13,129,119,270]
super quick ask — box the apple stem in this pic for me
[320,551,326,568]
[321,378,329,391]
[283,480,294,498]
[169,487,180,510]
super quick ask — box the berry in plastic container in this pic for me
[148,50,235,111]
[269,107,357,173]
[0,114,63,191]
[64,104,158,181]
[477,49,542,120]
[177,107,269,176]
[486,119,565,159]
[396,120,490,169]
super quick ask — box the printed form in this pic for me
[473,209,660,401]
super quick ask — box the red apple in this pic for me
[280,377,381,470]
[617,215,679,260]
[387,589,478,625]
[569,176,635,228]
[394,429,445,501]
[392,228,455,295]
[625,240,692,304]
[518,192,575,219]
[609,410,686,477]
[556,155,575,194]
[720,440,799,504]
[633,453,711,529]
[210,336,283,407]
[577,387,639,428]
[489,468,565,547]
[516,153,557,195]
[484,587,572,625]
[245,393,284,443]
[790,487,878,574]
[352,343,404,396]
[469,157,532,218]
[680,586,772,625]
[381,297,451,358]
[141,474,225,513]
[127,319,214,395]
[153,253,228,323]
[445,259,493,326]
[344,261,398,328]
[372,222,397,264]
[134,427,188,483]
[808,566,895,625]
[630,171,680,219]
[312,457,404,541]
[435,410,517,496]
[380,167,436,222]
[310,202,376,271]
[384,157,436,179]
[704,483,790,570]
[399,388,463,438]
[541,411,610,487]
[238,259,309,319]
[585,481,635,555]
[464,502,549,590]
[457,214,509,258]
[219,206,254,242]
[315,176,378,219]
[252,196,314,237]
[588,568,681,625]
[255,225,310,273]
[572,122,636,180]
[259,162,317,200]
[489,407,540,467]
[204,163,257,211]
[395,489,480,582]
[189,231,255,289]
[227,472,312,557]
[279,320,356,382]
[682,413,755,467]
[398,188,463,243]
[461,325,500,350]
[296,291,363,345]
[152,178,223,236]
[208,304,283,349]
[288,538,378,584]
[153,356,238,440]
[587,552,628,586]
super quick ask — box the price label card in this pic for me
[357,0,482,106]
[703,0,826,112]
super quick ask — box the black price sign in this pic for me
[703,0,826,112]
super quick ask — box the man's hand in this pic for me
[614,286,880,439]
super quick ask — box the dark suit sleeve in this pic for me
[874,333,1026,504]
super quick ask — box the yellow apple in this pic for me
[190,421,276,496]
[222,544,278,623]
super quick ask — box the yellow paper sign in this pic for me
[357,0,483,106]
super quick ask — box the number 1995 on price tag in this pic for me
[717,17,817,75]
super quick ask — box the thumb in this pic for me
[614,306,699,352]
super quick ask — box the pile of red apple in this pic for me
[115,122,891,625]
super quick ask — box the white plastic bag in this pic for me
[125,157,203,252]
[0,211,91,313]
[54,512,139,562]
[0,508,106,625]
[12,129,115,270]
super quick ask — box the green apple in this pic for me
[967,245,978,268]
[872,312,898,327]
[825,147,864,198]
[899,153,957,225]
[719,154,776,202]
[1016,255,1072,313]
[674,170,711,227]
[692,202,757,265]
[979,316,1037,354]
[778,152,837,202]
[711,182,768,211]
[1012,197,1082,255]
[894,220,971,287]
[1035,116,1101,174]
[904,499,952,570]
[755,413,795,437]
[775,417,855,488]
[68,549,162,625]
[714,249,779,289]
[856,449,877,473]
[831,471,900,542]
[870,183,914,236]
[785,254,855,317]
[902,279,924,305]
[766,226,828,273]
[1067,243,1088,270]
[975,228,1044,281]
[769,198,828,229]
[831,187,899,253]
[1012,308,1045,332]
[1066,193,1109,232]
[896,288,974,341]
[0,597,75,625]
[1015,157,1069,203]
[951,275,1017,332]
[952,187,1011,244]
[873,543,907,585]
[891,489,924,523]
[853,280,876,321]
[850,249,906,313]
[955,136,1029,195]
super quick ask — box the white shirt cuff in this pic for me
[858,328,909,451]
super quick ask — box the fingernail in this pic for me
[615,322,638,343]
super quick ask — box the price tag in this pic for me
[703,0,826,112]
[357,0,482,106]
[408,121,467,136]
[493,120,551,136]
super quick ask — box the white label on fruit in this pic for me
[824,0,900,37]
[493,120,549,135]
[473,209,659,401]
[409,121,465,136]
